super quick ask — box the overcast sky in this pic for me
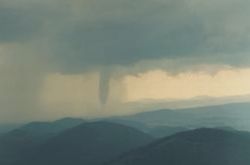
[1,0,250,123]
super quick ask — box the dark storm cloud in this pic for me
[0,7,42,42]
[52,0,250,71]
[1,0,250,70]
[49,0,206,71]
[53,17,204,69]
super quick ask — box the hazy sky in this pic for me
[1,0,250,122]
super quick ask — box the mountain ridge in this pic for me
[107,128,250,165]
[17,121,154,165]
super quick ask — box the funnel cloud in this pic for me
[99,70,111,105]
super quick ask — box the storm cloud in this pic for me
[49,0,250,70]
[1,0,250,69]
[1,0,250,122]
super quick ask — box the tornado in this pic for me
[99,70,111,105]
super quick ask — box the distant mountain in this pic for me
[147,125,189,138]
[104,119,149,132]
[0,118,85,165]
[120,102,250,130]
[127,94,250,111]
[121,109,194,127]
[108,128,250,165]
[0,124,20,135]
[19,117,85,137]
[105,119,189,138]
[18,121,154,165]
[181,102,250,129]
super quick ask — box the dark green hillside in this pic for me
[19,121,154,165]
[108,128,250,165]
